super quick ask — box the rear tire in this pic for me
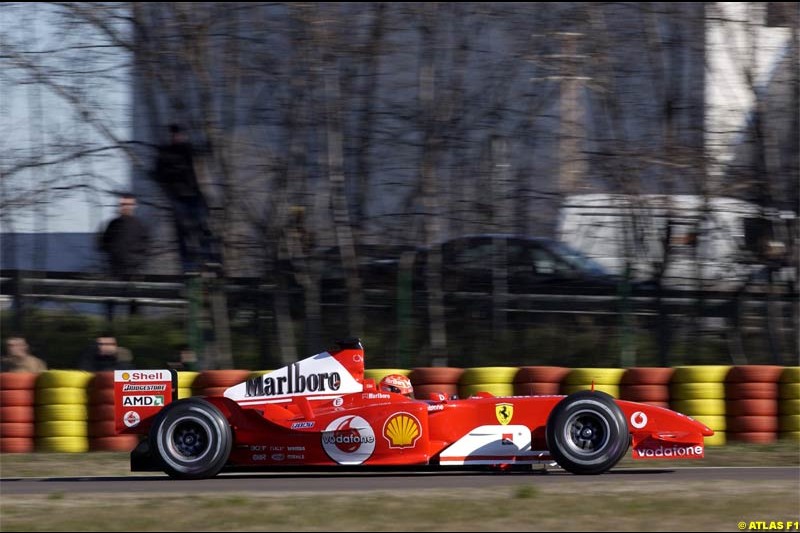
[546,391,629,474]
[149,398,232,479]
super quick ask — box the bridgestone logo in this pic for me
[122,384,167,392]
[245,363,341,397]
[635,445,703,458]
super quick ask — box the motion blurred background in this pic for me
[1,2,797,371]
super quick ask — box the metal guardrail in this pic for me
[1,269,796,317]
[0,270,279,308]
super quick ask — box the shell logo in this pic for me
[121,372,130,381]
[382,413,421,449]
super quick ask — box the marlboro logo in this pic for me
[245,363,341,397]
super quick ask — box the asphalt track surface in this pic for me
[2,466,798,495]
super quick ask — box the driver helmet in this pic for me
[379,374,414,397]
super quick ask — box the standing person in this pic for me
[78,334,134,372]
[0,335,47,373]
[152,123,220,273]
[99,193,149,319]
[166,344,199,371]
[100,193,150,279]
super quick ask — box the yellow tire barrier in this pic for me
[36,370,93,389]
[779,382,800,399]
[35,387,89,405]
[778,399,800,416]
[563,368,626,386]
[459,368,519,386]
[561,384,620,398]
[779,415,800,432]
[671,399,727,416]
[36,436,89,453]
[704,431,726,446]
[177,371,200,388]
[779,367,800,383]
[177,387,193,399]
[779,431,800,441]
[35,404,89,422]
[459,383,515,398]
[248,370,273,379]
[364,369,411,382]
[685,415,726,431]
[670,382,726,400]
[671,366,731,384]
[35,421,89,438]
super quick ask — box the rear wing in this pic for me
[114,370,177,434]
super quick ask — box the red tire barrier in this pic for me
[0,389,35,407]
[0,422,35,439]
[0,406,35,424]
[726,366,784,383]
[89,434,140,452]
[727,416,779,433]
[620,384,670,403]
[0,372,39,390]
[513,367,570,384]
[513,382,562,396]
[0,437,35,453]
[409,368,465,385]
[411,384,459,399]
[621,367,675,386]
[725,382,779,400]
[192,370,251,390]
[728,432,778,444]
[727,399,779,417]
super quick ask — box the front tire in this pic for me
[545,391,629,474]
[149,398,232,479]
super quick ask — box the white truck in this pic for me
[556,194,773,290]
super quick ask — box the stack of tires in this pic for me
[35,370,93,453]
[364,368,410,385]
[561,368,626,398]
[513,367,570,396]
[409,367,463,399]
[670,366,730,446]
[619,367,674,408]
[192,370,250,397]
[177,371,200,399]
[458,367,517,398]
[725,365,783,444]
[0,373,38,453]
[87,372,140,452]
[779,367,800,441]
[248,370,273,380]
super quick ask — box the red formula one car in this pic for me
[114,339,713,479]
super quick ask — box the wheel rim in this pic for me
[165,415,213,462]
[563,409,610,456]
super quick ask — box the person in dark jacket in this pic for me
[78,335,134,372]
[152,124,220,273]
[99,193,149,319]
[100,193,149,279]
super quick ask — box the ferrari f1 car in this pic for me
[114,339,713,479]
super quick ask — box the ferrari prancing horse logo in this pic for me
[495,403,513,425]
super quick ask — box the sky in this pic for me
[1,3,132,235]
[0,2,792,236]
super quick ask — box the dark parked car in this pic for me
[413,234,625,294]
[316,243,416,291]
